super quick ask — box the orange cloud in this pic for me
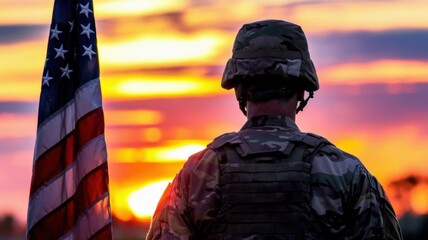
[101,74,222,99]
[319,60,428,85]
[0,1,51,25]
[108,140,207,163]
[0,114,37,139]
[106,127,163,149]
[0,41,46,101]
[333,125,428,184]
[105,110,163,127]
[99,31,228,68]
[411,183,428,215]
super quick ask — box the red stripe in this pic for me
[88,222,112,240]
[30,107,105,197]
[27,163,109,240]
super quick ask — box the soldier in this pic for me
[147,20,403,240]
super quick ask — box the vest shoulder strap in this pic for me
[290,132,332,147]
[209,130,334,160]
[208,132,241,149]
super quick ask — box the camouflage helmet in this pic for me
[221,19,319,92]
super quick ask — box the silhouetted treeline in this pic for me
[400,213,428,240]
[0,214,25,240]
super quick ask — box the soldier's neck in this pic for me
[246,99,297,121]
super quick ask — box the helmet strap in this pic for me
[235,85,248,116]
[296,91,314,114]
[239,100,247,116]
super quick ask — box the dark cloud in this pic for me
[390,175,428,187]
[103,64,224,77]
[0,137,34,154]
[0,101,38,114]
[0,25,47,44]
[300,82,428,135]
[308,29,428,67]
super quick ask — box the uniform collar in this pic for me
[241,115,300,131]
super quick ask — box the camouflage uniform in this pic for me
[147,20,402,239]
[147,116,402,239]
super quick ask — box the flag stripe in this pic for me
[27,163,109,239]
[30,107,105,197]
[34,78,102,161]
[27,134,107,231]
[62,193,111,240]
[88,222,113,240]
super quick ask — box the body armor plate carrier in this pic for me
[204,129,332,240]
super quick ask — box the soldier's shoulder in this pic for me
[302,132,360,163]
[319,144,360,162]
[306,133,367,186]
[185,146,219,166]
[208,131,241,149]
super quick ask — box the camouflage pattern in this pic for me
[147,116,403,240]
[221,20,319,92]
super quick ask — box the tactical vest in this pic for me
[204,128,332,240]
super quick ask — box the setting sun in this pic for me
[128,180,171,219]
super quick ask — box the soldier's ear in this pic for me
[297,90,305,101]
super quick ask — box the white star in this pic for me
[79,3,93,18]
[50,24,62,40]
[69,20,74,32]
[80,23,94,39]
[82,44,96,60]
[60,64,74,79]
[42,71,53,87]
[54,44,68,59]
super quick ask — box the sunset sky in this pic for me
[1,0,428,225]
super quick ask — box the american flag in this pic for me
[26,0,112,239]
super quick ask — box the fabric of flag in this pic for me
[26,0,112,239]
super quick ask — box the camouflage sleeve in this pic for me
[146,148,221,240]
[311,148,403,239]
[372,176,403,239]
[344,165,403,239]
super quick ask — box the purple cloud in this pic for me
[0,25,47,44]
[308,29,428,67]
